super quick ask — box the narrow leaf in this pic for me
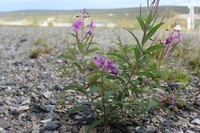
[134,46,140,63]
[77,43,84,53]
[145,22,164,43]
[73,62,82,73]
[108,53,132,68]
[106,75,126,85]
[144,45,165,54]
[87,120,103,132]
[147,100,158,110]
[68,106,87,115]
[84,48,99,56]
[136,17,145,31]
[87,87,101,94]
[124,28,141,48]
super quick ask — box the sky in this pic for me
[0,0,199,12]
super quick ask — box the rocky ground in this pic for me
[0,26,199,133]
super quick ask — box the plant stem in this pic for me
[100,72,107,126]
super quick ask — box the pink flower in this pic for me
[72,19,84,33]
[94,56,119,75]
[177,31,182,42]
[110,68,119,75]
[165,35,174,45]
[88,67,94,72]
[88,20,95,35]
[107,60,115,69]
[95,56,106,68]
[171,94,176,105]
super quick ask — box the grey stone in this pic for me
[0,119,11,129]
[191,118,200,125]
[45,121,62,131]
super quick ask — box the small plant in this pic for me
[29,48,42,59]
[188,43,200,76]
[34,37,46,46]
[29,37,55,58]
[59,1,183,132]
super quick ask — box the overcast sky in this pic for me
[0,0,199,12]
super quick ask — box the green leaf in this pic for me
[124,28,141,48]
[106,75,126,85]
[68,33,76,38]
[87,87,101,94]
[107,112,119,119]
[57,54,77,61]
[147,100,158,110]
[77,43,84,53]
[84,48,99,56]
[63,85,86,95]
[137,71,154,78]
[144,22,164,43]
[134,46,140,63]
[105,90,113,99]
[136,17,145,31]
[137,58,148,66]
[151,63,157,74]
[144,45,165,54]
[108,52,132,68]
[68,106,87,115]
[87,119,103,132]
[146,13,153,24]
[73,62,82,73]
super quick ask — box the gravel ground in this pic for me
[0,26,199,133]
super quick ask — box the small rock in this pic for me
[0,119,11,129]
[0,127,4,131]
[74,115,83,120]
[126,126,134,131]
[191,118,200,125]
[146,125,157,132]
[19,85,29,89]
[185,130,195,133]
[13,61,22,66]
[151,116,164,124]
[30,105,48,113]
[181,111,189,118]
[44,121,62,131]
[21,99,31,105]
[43,91,53,99]
[178,117,190,125]
[6,81,15,86]
[41,118,52,124]
[17,105,29,111]
[135,127,146,133]
[53,84,62,90]
[20,38,27,42]
[79,125,97,133]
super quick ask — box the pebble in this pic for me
[41,118,52,124]
[0,119,11,129]
[191,118,200,125]
[17,105,30,111]
[43,91,53,99]
[44,121,62,131]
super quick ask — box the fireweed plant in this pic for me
[59,1,183,132]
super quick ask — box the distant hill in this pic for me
[1,6,198,20]
[0,6,199,28]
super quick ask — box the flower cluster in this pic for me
[87,20,95,35]
[72,19,84,33]
[164,23,183,56]
[95,56,119,75]
[165,24,182,45]
[72,9,95,36]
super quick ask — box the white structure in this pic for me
[188,0,195,30]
